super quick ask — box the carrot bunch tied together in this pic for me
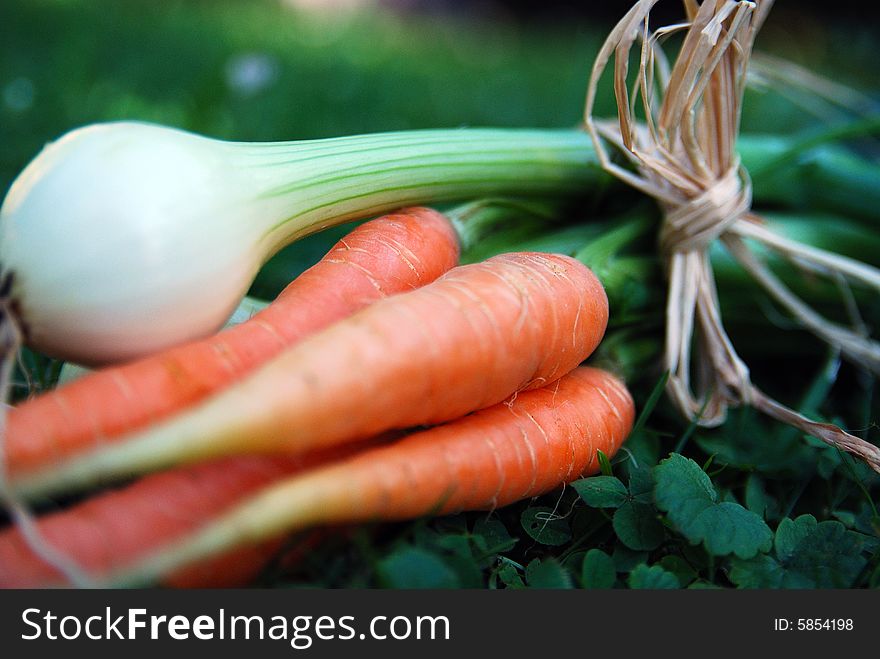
[0,207,634,588]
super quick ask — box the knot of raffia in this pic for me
[584,0,880,473]
[658,163,751,255]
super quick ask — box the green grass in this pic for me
[2,0,878,589]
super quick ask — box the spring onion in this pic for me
[0,122,602,364]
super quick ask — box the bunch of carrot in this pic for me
[0,207,634,588]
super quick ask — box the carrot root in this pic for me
[103,366,634,587]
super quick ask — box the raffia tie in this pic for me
[585,0,880,472]
[658,164,750,255]
[659,162,756,425]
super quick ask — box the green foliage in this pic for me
[573,469,664,551]
[729,516,868,588]
[525,558,573,589]
[571,476,628,508]
[658,556,698,587]
[628,564,679,590]
[612,501,665,551]
[744,474,776,520]
[377,547,461,589]
[581,550,616,589]
[472,518,518,555]
[655,455,773,559]
[597,450,614,477]
[520,507,571,546]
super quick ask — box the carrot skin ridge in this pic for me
[5,207,459,478]
[12,252,609,498]
[104,366,634,586]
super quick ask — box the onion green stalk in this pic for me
[738,134,880,222]
[0,122,603,365]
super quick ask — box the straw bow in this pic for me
[585,0,880,472]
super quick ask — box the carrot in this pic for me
[6,207,459,478]
[125,366,634,586]
[162,537,288,588]
[12,251,609,498]
[0,366,633,588]
[0,441,389,588]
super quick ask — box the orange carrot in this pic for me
[162,537,288,588]
[0,441,387,588]
[12,252,609,498]
[0,366,633,588]
[6,207,459,478]
[120,366,634,586]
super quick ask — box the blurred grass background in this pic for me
[1,0,877,195]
